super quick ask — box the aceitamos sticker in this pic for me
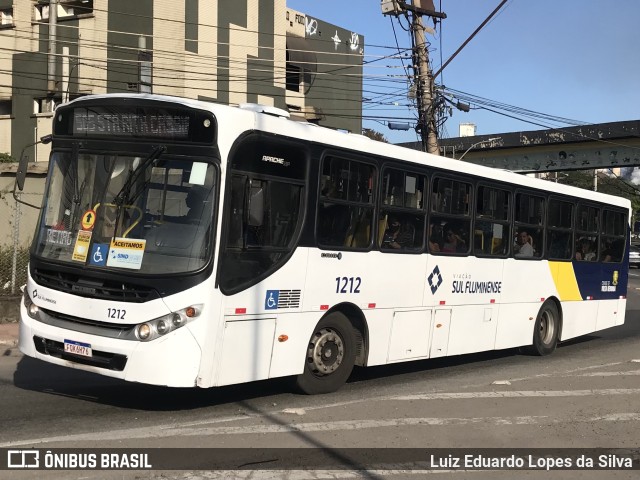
[106,237,146,270]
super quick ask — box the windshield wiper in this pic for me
[114,145,166,206]
[112,145,165,238]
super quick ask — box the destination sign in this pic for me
[54,103,216,144]
[73,110,190,139]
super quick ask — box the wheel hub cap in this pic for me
[308,328,344,375]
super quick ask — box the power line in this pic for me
[5,4,638,153]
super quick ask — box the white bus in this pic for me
[17,94,631,394]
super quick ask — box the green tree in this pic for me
[559,169,599,190]
[362,128,388,143]
[595,172,640,218]
[560,169,640,222]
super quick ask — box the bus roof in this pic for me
[63,93,631,210]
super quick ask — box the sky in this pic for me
[286,0,640,144]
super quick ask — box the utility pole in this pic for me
[46,0,59,112]
[412,11,438,154]
[382,1,445,154]
[62,46,69,104]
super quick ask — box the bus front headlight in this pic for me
[23,289,40,320]
[135,305,202,342]
[156,319,170,335]
[28,303,40,318]
[136,323,152,340]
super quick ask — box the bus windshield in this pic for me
[33,149,217,274]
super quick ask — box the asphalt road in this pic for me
[2,276,640,479]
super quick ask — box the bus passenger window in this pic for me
[318,156,376,249]
[514,192,544,258]
[430,177,471,255]
[576,204,600,262]
[547,199,573,260]
[475,185,510,257]
[601,209,626,263]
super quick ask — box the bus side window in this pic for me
[601,209,626,263]
[317,156,376,250]
[475,185,510,257]
[514,192,544,258]
[547,198,573,260]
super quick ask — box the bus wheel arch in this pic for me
[524,298,562,356]
[330,302,368,367]
[295,304,368,395]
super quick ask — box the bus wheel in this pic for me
[527,301,560,356]
[295,312,356,395]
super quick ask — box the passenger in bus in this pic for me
[382,217,415,249]
[514,230,534,257]
[442,225,466,253]
[548,232,571,259]
[428,223,441,252]
[321,178,340,198]
[602,239,623,262]
[575,239,596,261]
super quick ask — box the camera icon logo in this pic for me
[7,450,39,469]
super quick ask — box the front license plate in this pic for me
[63,339,93,358]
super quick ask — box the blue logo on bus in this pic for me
[89,244,109,266]
[428,266,443,294]
[265,290,280,310]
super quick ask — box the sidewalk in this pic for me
[0,296,20,353]
[0,321,19,351]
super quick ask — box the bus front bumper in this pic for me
[19,303,202,388]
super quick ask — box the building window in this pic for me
[0,99,11,116]
[286,64,301,92]
[138,51,153,93]
[0,8,13,27]
[286,36,317,93]
[35,1,93,22]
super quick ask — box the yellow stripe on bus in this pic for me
[548,261,582,301]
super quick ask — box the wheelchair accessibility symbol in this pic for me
[265,290,280,310]
[89,243,109,266]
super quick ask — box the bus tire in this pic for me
[526,301,560,356]
[295,312,356,395]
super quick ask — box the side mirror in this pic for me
[13,134,51,208]
[15,152,29,191]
